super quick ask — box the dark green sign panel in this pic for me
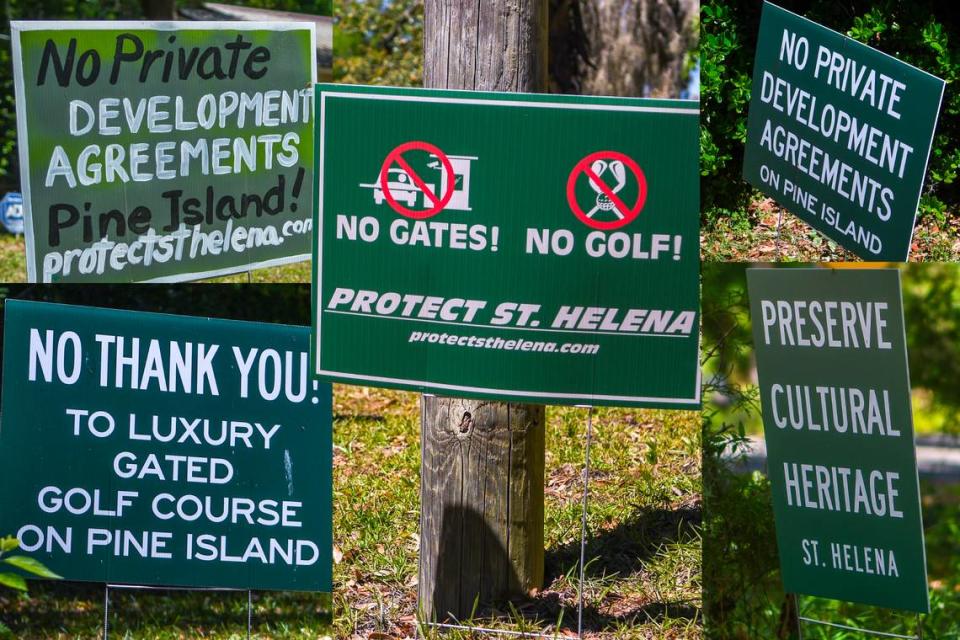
[0,300,331,592]
[743,2,945,261]
[11,22,316,283]
[313,84,700,408]
[747,268,927,613]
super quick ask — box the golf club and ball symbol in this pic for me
[567,151,647,231]
[586,159,627,219]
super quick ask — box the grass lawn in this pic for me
[701,198,960,263]
[0,235,27,282]
[0,386,702,639]
[0,233,311,283]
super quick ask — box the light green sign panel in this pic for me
[313,84,700,408]
[747,268,928,613]
[0,300,332,592]
[11,22,316,283]
[743,2,945,261]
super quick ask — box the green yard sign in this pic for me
[313,84,700,408]
[743,2,945,261]
[747,268,928,613]
[11,22,316,283]
[0,300,332,592]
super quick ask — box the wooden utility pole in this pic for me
[419,0,549,624]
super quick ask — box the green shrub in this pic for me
[333,0,423,87]
[0,535,61,636]
[702,0,960,227]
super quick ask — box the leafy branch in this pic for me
[0,535,61,591]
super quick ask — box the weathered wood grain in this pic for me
[418,398,546,621]
[424,0,549,93]
[419,0,549,622]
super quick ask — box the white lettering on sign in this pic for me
[778,27,907,119]
[85,528,173,559]
[758,298,891,349]
[94,335,220,395]
[811,44,906,120]
[45,90,311,189]
[186,534,318,565]
[29,328,82,384]
[26,327,315,406]
[757,120,894,222]
[327,287,487,323]
[231,347,309,402]
[38,487,137,518]
[126,414,282,450]
[524,228,682,261]
[325,288,697,336]
[782,462,903,519]
[768,384,900,437]
[17,525,73,554]
[551,306,695,335]
[112,452,234,485]
[334,214,498,252]
[152,494,302,527]
[759,71,914,179]
[829,543,899,577]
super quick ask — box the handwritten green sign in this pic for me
[11,22,316,282]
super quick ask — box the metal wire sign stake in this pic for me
[102,584,254,640]
[774,207,785,262]
[793,593,924,640]
[576,406,594,639]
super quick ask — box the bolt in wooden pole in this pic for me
[419,0,549,623]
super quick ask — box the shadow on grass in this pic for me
[546,504,702,582]
[545,504,702,631]
[450,504,702,633]
[511,591,700,632]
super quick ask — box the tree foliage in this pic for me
[0,535,61,593]
[333,0,423,87]
[244,0,331,14]
[701,0,960,227]
[0,534,61,635]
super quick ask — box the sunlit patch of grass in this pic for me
[0,234,27,282]
[205,261,311,283]
[0,233,310,283]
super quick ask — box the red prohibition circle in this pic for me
[566,150,647,230]
[379,141,456,219]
